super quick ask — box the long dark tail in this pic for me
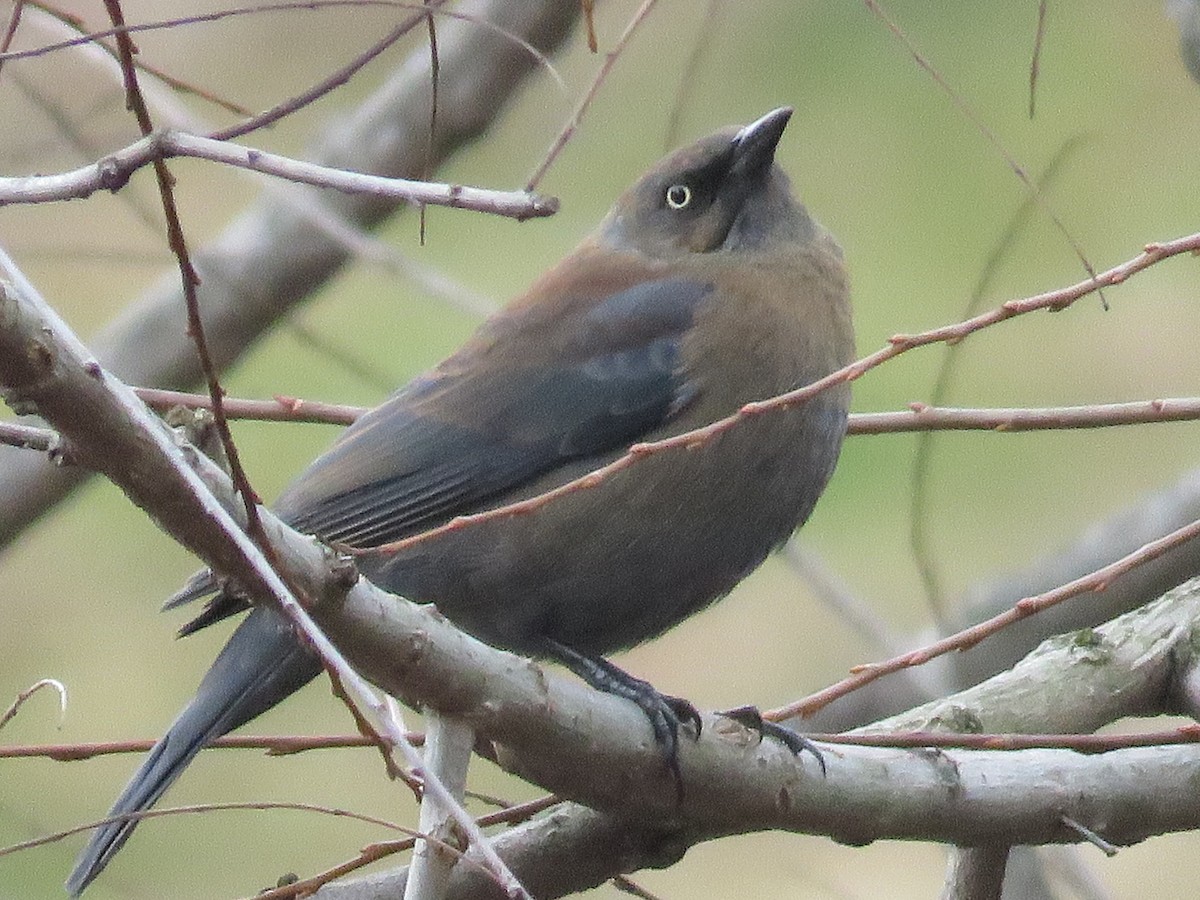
[66,605,322,896]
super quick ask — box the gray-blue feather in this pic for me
[274,277,712,547]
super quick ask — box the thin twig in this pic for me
[0,800,414,859]
[102,0,268,569]
[210,0,455,141]
[11,2,250,113]
[7,2,566,94]
[252,795,561,900]
[910,137,1086,620]
[0,420,60,453]
[0,678,67,731]
[808,724,1200,752]
[864,0,1102,305]
[662,0,723,150]
[0,733,394,760]
[417,0,440,247]
[136,387,366,423]
[853,398,1200,433]
[7,395,1200,459]
[581,0,597,52]
[526,0,659,190]
[1030,0,1048,118]
[612,876,665,899]
[363,231,1200,561]
[0,0,27,77]
[769,513,1200,721]
[1060,815,1118,856]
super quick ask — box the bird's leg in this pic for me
[543,639,701,799]
[718,705,826,775]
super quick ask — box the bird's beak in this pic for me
[731,107,793,180]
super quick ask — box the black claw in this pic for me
[544,640,700,801]
[720,705,827,776]
[662,693,703,738]
[630,689,695,801]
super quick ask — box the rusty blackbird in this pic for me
[68,107,854,894]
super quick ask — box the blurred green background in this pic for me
[2,0,1199,897]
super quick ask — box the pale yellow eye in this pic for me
[665,184,692,209]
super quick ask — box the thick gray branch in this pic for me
[868,577,1200,735]
[941,845,1010,900]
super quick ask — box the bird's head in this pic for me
[599,107,814,258]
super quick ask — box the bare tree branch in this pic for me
[942,845,1009,900]
[0,130,556,220]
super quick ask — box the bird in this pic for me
[67,106,854,895]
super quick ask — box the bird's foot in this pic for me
[544,640,700,800]
[720,705,826,775]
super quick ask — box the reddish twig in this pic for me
[94,6,461,874]
[361,231,1200,562]
[0,800,413,859]
[253,794,560,900]
[101,0,265,542]
[9,395,1199,462]
[3,795,559,900]
[612,876,666,900]
[5,2,570,146]
[326,666,415,791]
[416,0,440,245]
[810,724,1200,753]
[20,0,252,114]
[8,1,566,103]
[134,387,365,425]
[7,797,510,894]
[769,513,1200,721]
[252,839,415,900]
[0,733,390,760]
[850,398,1200,433]
[581,0,597,53]
[0,1,448,140]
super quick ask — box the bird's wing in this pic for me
[273,275,713,547]
[171,274,712,634]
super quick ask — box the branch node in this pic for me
[96,156,130,193]
[1060,814,1119,856]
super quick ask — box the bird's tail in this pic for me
[66,605,322,896]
